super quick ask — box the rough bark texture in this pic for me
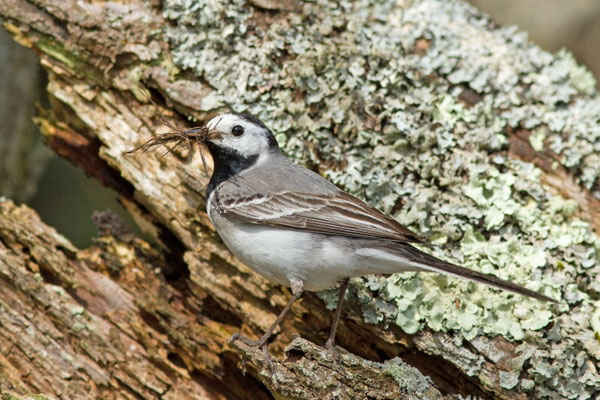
[0,200,442,399]
[0,0,599,399]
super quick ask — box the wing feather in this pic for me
[216,190,426,244]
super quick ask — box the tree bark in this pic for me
[0,0,599,399]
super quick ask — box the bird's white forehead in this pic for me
[207,114,247,131]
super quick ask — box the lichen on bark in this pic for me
[163,0,600,397]
[1,0,599,398]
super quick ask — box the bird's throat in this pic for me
[206,143,258,198]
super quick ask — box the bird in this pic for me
[200,113,556,370]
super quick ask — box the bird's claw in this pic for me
[324,337,335,350]
[324,340,343,366]
[229,332,266,347]
[228,332,242,346]
[261,344,276,377]
[229,332,277,377]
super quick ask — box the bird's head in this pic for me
[205,113,280,161]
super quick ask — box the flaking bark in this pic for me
[0,0,598,399]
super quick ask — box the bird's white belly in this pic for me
[210,212,358,291]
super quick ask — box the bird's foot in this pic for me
[324,337,335,350]
[324,338,344,366]
[229,332,267,347]
[260,343,276,377]
[229,333,276,376]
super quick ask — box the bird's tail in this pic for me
[384,244,557,303]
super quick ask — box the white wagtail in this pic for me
[189,113,556,367]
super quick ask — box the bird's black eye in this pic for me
[231,125,245,137]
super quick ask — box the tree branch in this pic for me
[1,0,599,398]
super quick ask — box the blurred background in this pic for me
[0,28,136,247]
[1,0,599,248]
[471,0,600,79]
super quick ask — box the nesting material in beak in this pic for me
[126,123,218,177]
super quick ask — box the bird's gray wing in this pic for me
[214,189,427,244]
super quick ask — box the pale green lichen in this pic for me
[163,0,600,397]
[383,358,437,397]
[591,304,600,337]
[69,304,85,316]
[433,95,474,127]
[463,168,520,229]
[499,370,519,390]
[559,49,597,97]
[529,127,547,152]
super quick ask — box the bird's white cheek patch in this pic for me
[233,136,261,157]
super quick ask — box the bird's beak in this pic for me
[204,128,222,141]
[180,126,221,142]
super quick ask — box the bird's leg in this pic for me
[229,278,304,374]
[324,278,349,350]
